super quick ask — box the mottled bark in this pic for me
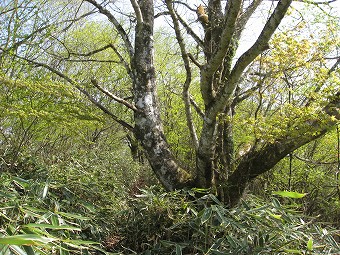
[8,0,339,208]
[131,0,192,190]
[79,0,340,207]
[223,132,329,206]
[223,92,340,206]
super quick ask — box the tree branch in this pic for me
[228,91,339,195]
[328,56,340,74]
[166,0,199,150]
[188,53,203,68]
[76,85,134,131]
[199,0,243,106]
[66,43,132,78]
[90,78,141,113]
[223,76,339,205]
[237,0,263,37]
[84,0,134,59]
[212,0,292,118]
[18,57,134,131]
[293,154,337,165]
[69,44,112,57]
[190,96,205,119]
[130,0,143,24]
[230,0,293,82]
[206,0,243,74]
[174,8,204,48]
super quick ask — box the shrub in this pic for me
[0,173,104,255]
[114,188,340,254]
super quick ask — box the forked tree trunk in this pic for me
[129,0,339,207]
[84,0,339,207]
[6,0,338,208]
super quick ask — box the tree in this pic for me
[0,0,339,206]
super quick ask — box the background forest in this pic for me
[0,0,340,254]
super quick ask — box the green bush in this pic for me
[113,188,340,255]
[0,173,106,255]
[250,134,340,227]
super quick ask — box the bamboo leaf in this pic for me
[8,245,28,255]
[23,245,36,255]
[307,237,313,251]
[273,191,307,199]
[24,223,81,231]
[57,212,90,220]
[200,207,212,224]
[175,244,182,255]
[283,249,302,254]
[0,235,56,246]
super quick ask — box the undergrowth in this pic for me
[114,187,340,254]
[0,172,339,255]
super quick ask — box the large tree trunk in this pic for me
[130,0,339,207]
[223,89,339,206]
[14,0,338,208]
[131,0,192,190]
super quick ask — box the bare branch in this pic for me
[293,154,337,165]
[271,0,337,4]
[166,0,199,150]
[17,56,134,131]
[231,0,293,81]
[237,0,263,37]
[77,86,134,131]
[172,1,197,12]
[190,96,205,119]
[64,59,121,63]
[174,8,204,48]
[70,44,112,57]
[64,43,132,77]
[84,0,134,59]
[188,53,203,68]
[155,11,169,19]
[211,0,293,118]
[108,43,132,78]
[207,0,243,74]
[90,78,141,113]
[232,79,264,106]
[1,24,51,54]
[1,9,96,56]
[130,0,143,24]
[328,56,340,74]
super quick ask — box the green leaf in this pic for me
[211,250,228,255]
[307,237,313,251]
[57,212,90,220]
[226,236,237,248]
[212,205,228,225]
[200,207,212,224]
[272,198,282,208]
[23,245,36,255]
[60,243,70,255]
[0,191,16,198]
[175,244,182,255]
[273,191,307,199]
[0,235,56,246]
[42,182,49,199]
[24,223,81,231]
[269,213,282,220]
[50,214,59,226]
[8,245,28,255]
[64,239,100,245]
